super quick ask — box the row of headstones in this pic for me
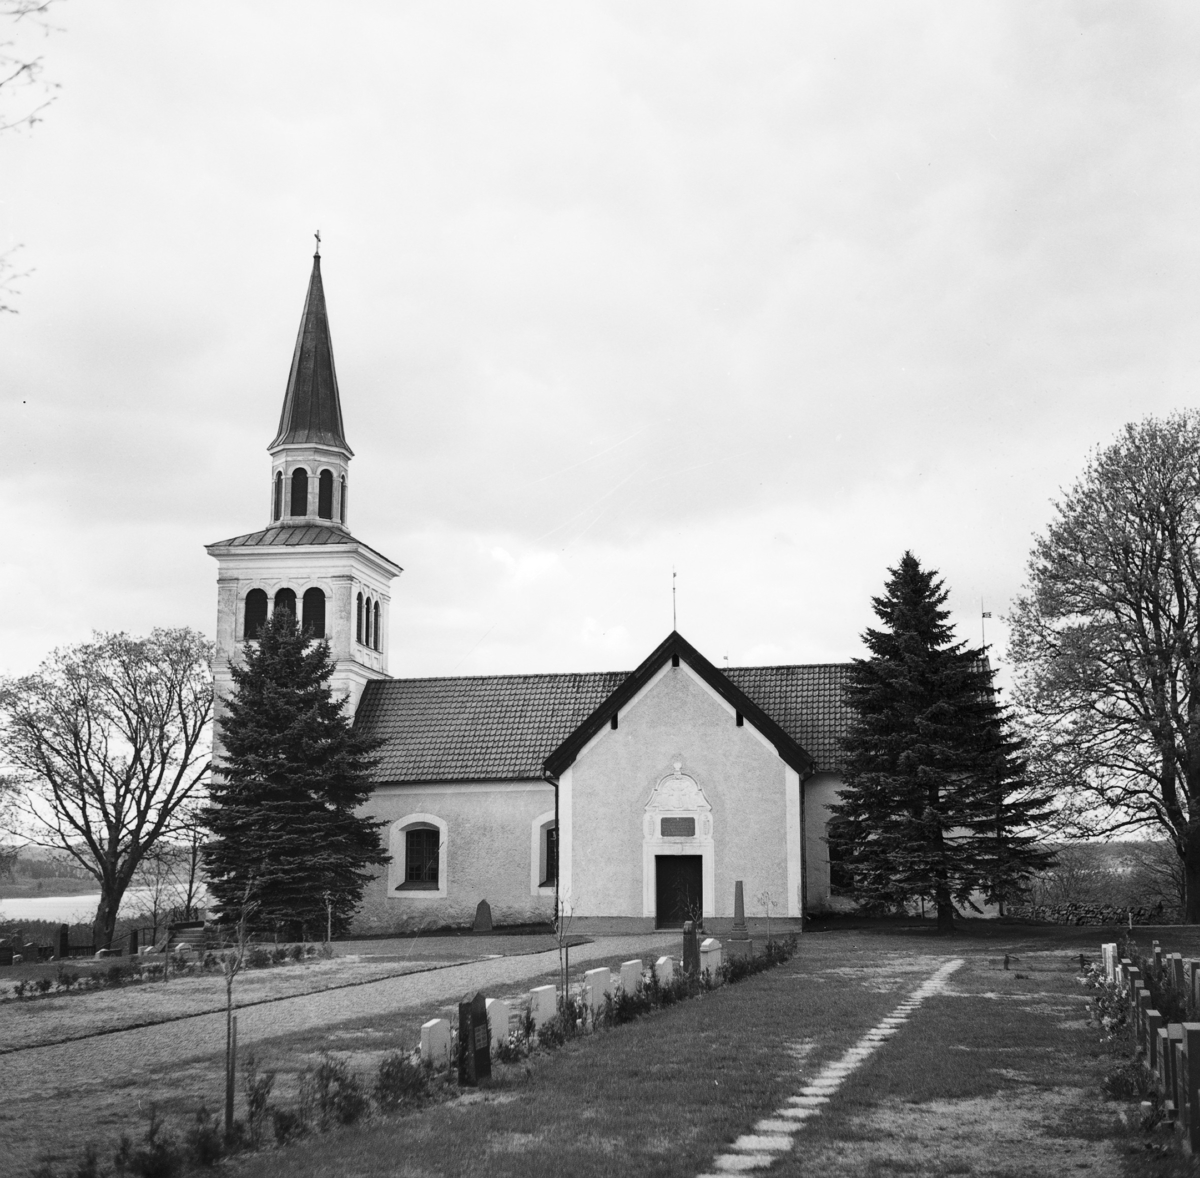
[418,943,726,1083]
[1102,940,1200,1149]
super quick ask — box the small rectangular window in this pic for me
[404,829,439,888]
[610,714,618,730]
[736,711,744,727]
[671,653,680,668]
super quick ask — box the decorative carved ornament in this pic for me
[643,758,713,839]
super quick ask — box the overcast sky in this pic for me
[3,3,1198,683]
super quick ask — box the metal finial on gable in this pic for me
[314,229,321,256]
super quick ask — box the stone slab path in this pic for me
[698,957,965,1177]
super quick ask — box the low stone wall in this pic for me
[1008,902,1170,926]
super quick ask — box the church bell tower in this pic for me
[206,248,402,738]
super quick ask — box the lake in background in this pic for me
[0,888,198,923]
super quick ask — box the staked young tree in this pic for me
[1008,411,1200,921]
[830,553,1054,932]
[0,628,213,949]
[203,609,388,939]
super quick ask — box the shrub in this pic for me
[535,1014,567,1049]
[289,943,305,963]
[271,1107,306,1145]
[312,1053,369,1128]
[247,946,271,970]
[375,1050,432,1109]
[183,1105,223,1168]
[106,964,126,988]
[35,976,53,995]
[13,980,29,999]
[270,945,288,965]
[614,983,652,1026]
[242,1052,276,1147]
[112,1107,181,1178]
[1103,1059,1157,1102]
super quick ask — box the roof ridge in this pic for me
[369,669,630,686]
[728,662,855,671]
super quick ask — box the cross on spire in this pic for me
[314,229,321,256]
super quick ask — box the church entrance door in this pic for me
[655,855,702,929]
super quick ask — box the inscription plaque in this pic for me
[661,816,696,838]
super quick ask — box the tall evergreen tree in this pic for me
[829,553,1054,932]
[203,609,388,939]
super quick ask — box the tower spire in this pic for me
[270,250,351,453]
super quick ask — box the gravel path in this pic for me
[6,934,675,1104]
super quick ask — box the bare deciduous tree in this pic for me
[1,0,61,313]
[1009,411,1200,919]
[0,628,213,948]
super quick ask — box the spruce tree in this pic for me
[203,609,388,939]
[829,552,1054,932]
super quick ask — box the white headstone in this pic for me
[420,1018,452,1068]
[655,955,675,985]
[583,967,612,1015]
[700,937,723,976]
[620,959,643,994]
[529,984,557,1028]
[485,997,511,1052]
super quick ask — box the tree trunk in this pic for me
[94,892,119,951]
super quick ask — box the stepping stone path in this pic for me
[698,957,964,1177]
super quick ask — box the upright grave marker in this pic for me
[1181,1023,1200,1152]
[728,880,751,960]
[457,991,491,1086]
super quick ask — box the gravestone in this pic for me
[728,881,751,960]
[128,928,139,957]
[421,1018,452,1069]
[654,955,675,985]
[682,921,700,974]
[485,997,510,1052]
[1181,1023,1200,1151]
[1166,1024,1184,1118]
[1173,954,1186,992]
[1136,989,1150,1052]
[583,967,611,1017]
[473,899,493,933]
[619,959,643,995]
[529,984,556,1028]
[57,924,70,961]
[1148,1009,1164,1069]
[457,991,491,1086]
[0,943,12,967]
[700,937,723,975]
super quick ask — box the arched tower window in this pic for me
[373,600,381,651]
[273,472,283,522]
[302,587,326,639]
[339,475,347,524]
[244,589,268,640]
[364,596,373,648]
[318,470,333,519]
[356,592,363,643]
[274,588,297,621]
[290,468,308,517]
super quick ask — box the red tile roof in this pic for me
[356,660,853,783]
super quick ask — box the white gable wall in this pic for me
[561,660,802,930]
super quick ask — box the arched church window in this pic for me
[364,597,373,648]
[273,473,283,522]
[373,601,381,651]
[356,592,363,644]
[317,470,333,519]
[244,589,268,640]
[290,468,308,517]
[274,588,297,620]
[302,588,326,639]
[339,475,346,524]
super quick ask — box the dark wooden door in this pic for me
[655,855,703,929]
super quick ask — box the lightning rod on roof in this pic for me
[672,566,677,631]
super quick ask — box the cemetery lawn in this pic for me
[225,923,1200,1178]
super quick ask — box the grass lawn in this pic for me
[210,922,1200,1178]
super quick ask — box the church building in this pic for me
[208,253,856,935]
